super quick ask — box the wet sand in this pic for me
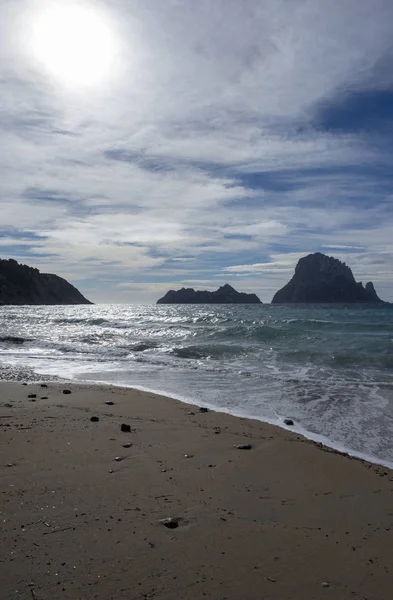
[1,381,392,600]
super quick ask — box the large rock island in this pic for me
[272,253,385,304]
[0,259,92,305]
[157,283,261,304]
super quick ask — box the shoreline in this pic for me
[9,370,393,472]
[97,380,393,472]
[1,380,393,599]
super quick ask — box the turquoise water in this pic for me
[1,303,392,466]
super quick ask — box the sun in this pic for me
[31,3,116,88]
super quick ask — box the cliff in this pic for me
[0,259,92,305]
[271,253,385,304]
[157,283,261,304]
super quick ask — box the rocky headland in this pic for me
[0,258,92,305]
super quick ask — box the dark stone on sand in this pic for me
[22,382,27,386]
[120,423,131,432]
[105,401,114,405]
[160,517,179,529]
[122,443,132,448]
[114,456,123,462]
[199,407,209,413]
[28,394,36,399]
[284,418,294,426]
[90,416,99,422]
[40,396,48,400]
[62,389,72,395]
[235,444,253,450]
[40,383,48,388]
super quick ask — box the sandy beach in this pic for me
[1,381,392,600]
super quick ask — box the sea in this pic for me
[1,303,393,468]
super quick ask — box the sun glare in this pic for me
[31,3,116,88]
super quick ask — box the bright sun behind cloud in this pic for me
[31,3,116,88]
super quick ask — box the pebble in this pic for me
[199,407,209,413]
[41,397,48,400]
[114,456,123,462]
[28,394,37,399]
[159,517,179,529]
[235,444,253,450]
[122,443,132,449]
[90,416,99,422]
[120,423,131,432]
[105,401,114,406]
[40,384,48,388]
[184,454,193,459]
[63,389,72,395]
[284,418,294,426]
[322,582,330,588]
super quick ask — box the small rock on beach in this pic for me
[160,517,179,529]
[235,444,253,450]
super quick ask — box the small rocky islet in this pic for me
[157,283,261,304]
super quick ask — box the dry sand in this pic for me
[1,381,392,600]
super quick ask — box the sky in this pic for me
[1,0,393,303]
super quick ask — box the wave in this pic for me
[54,317,108,326]
[0,335,31,343]
[210,323,297,342]
[129,341,158,352]
[172,343,246,360]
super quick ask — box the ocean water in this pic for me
[1,303,393,467]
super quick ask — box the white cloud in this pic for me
[0,0,393,301]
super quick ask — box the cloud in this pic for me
[0,0,393,302]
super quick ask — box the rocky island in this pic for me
[272,252,385,304]
[0,258,92,305]
[157,283,261,304]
